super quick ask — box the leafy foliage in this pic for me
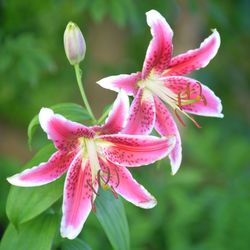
[95,189,130,250]
[6,144,63,226]
[0,0,249,249]
[0,213,59,250]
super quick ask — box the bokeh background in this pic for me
[0,0,249,249]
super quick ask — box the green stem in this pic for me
[97,105,113,124]
[74,64,97,123]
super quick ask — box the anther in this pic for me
[110,186,119,199]
[91,199,96,213]
[196,81,203,97]
[183,82,191,99]
[189,115,202,129]
[177,92,183,110]
[113,168,120,188]
[201,94,207,106]
[97,168,110,188]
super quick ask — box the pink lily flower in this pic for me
[97,9,223,175]
[7,91,176,239]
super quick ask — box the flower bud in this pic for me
[64,22,86,65]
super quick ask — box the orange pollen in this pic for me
[175,81,206,109]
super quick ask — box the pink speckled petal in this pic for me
[99,157,157,208]
[7,150,76,187]
[96,72,141,96]
[61,157,94,239]
[154,97,182,175]
[122,88,155,135]
[142,9,173,78]
[99,91,129,134]
[163,76,223,118]
[165,29,220,76]
[97,134,176,167]
[39,108,95,150]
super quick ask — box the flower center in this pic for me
[79,138,120,208]
[143,76,206,128]
[84,138,100,184]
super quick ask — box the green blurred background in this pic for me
[0,0,249,249]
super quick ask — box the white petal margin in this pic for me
[154,97,182,175]
[6,151,75,187]
[61,155,93,239]
[39,107,54,133]
[96,72,141,96]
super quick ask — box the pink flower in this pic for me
[97,9,223,175]
[7,91,176,239]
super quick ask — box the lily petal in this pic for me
[142,9,173,78]
[163,76,223,118]
[7,150,76,186]
[61,156,94,239]
[165,29,220,76]
[97,72,141,96]
[99,91,129,134]
[99,157,157,208]
[39,108,95,150]
[97,134,176,167]
[154,97,182,175]
[122,88,155,135]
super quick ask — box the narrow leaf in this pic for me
[61,238,92,250]
[0,213,59,250]
[6,144,64,225]
[95,189,130,250]
[28,102,90,147]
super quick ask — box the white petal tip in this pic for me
[138,197,157,209]
[146,9,158,16]
[171,161,181,176]
[6,176,16,185]
[7,175,26,187]
[61,225,79,240]
[170,150,182,176]
[210,28,221,47]
[39,107,54,132]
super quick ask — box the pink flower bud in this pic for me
[64,22,86,65]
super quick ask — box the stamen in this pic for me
[91,199,96,213]
[110,186,118,199]
[177,92,183,110]
[174,109,186,127]
[196,81,203,96]
[97,168,110,187]
[183,82,191,99]
[201,94,207,105]
[103,167,111,184]
[113,168,120,188]
[189,115,202,128]
[87,180,99,196]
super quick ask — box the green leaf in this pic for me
[28,102,90,147]
[95,189,130,250]
[0,213,59,250]
[6,144,64,226]
[109,0,126,27]
[90,0,107,22]
[61,238,92,250]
